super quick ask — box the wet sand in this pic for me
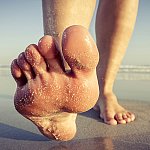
[0,97,150,150]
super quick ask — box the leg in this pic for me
[42,0,96,69]
[42,0,96,48]
[95,0,139,125]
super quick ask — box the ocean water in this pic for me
[118,65,150,80]
[0,65,150,101]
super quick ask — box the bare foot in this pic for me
[94,92,135,125]
[11,25,99,141]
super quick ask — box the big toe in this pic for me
[101,112,117,125]
[38,35,64,73]
[105,118,118,125]
[62,25,99,76]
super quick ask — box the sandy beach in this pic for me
[0,71,150,150]
[0,98,150,150]
[0,0,150,149]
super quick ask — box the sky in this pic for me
[0,0,150,66]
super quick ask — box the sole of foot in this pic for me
[11,25,99,141]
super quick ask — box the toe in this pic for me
[122,113,128,119]
[11,59,27,86]
[62,25,99,76]
[127,112,135,122]
[130,114,135,121]
[38,35,64,73]
[25,44,47,75]
[122,113,131,123]
[115,113,126,124]
[104,118,118,125]
[17,52,34,80]
[115,113,123,120]
[101,112,117,125]
[125,117,131,123]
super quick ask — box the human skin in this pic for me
[42,0,138,125]
[11,0,139,141]
[42,0,96,49]
[95,0,138,125]
[42,0,96,69]
[11,26,99,141]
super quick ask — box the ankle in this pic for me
[99,91,117,102]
